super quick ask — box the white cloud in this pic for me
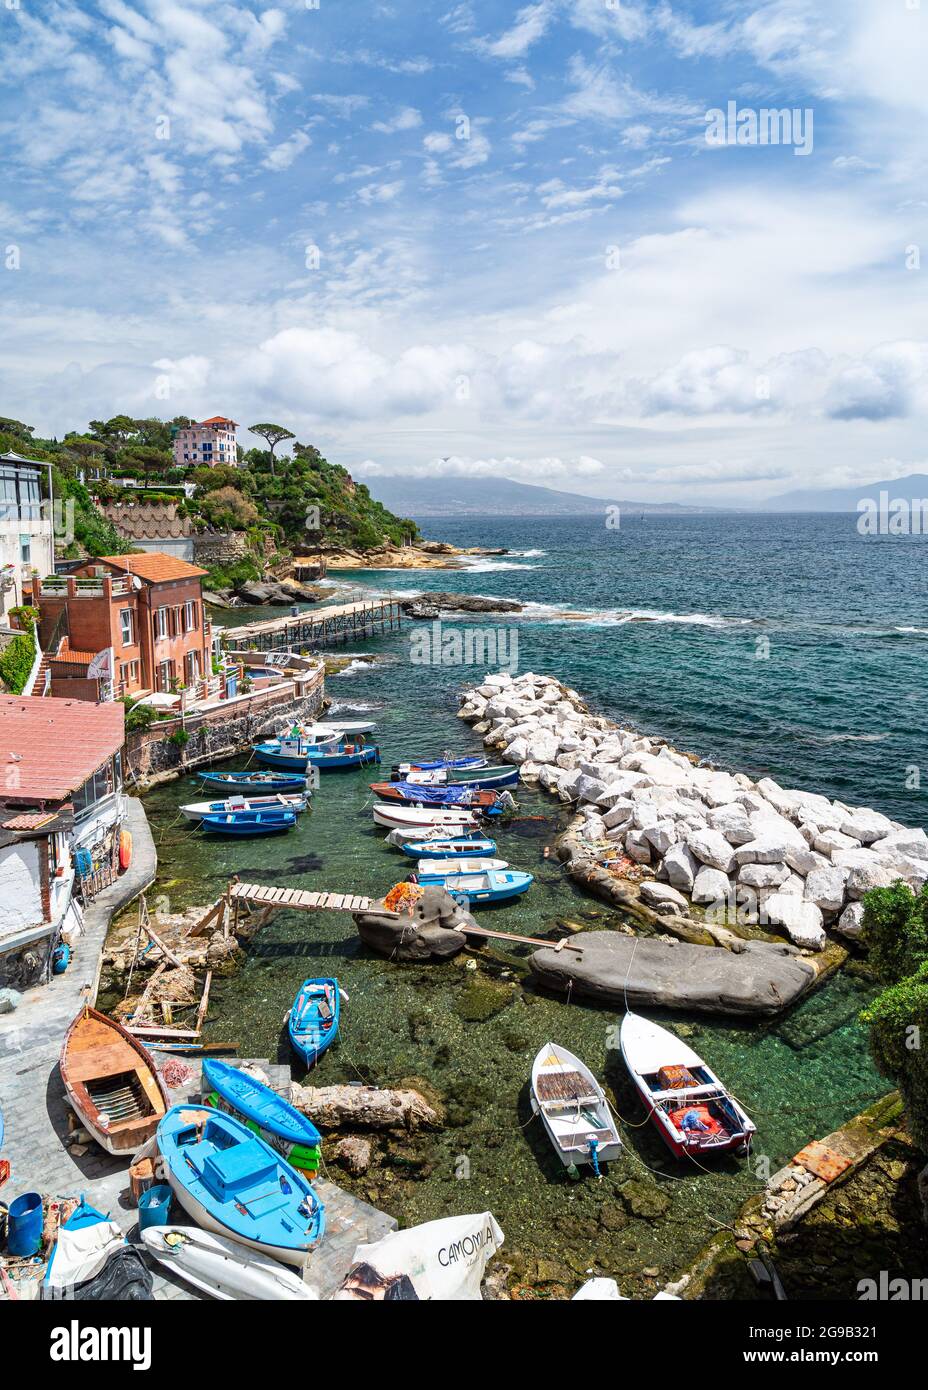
[357,453,605,481]
[264,130,311,171]
[371,107,423,135]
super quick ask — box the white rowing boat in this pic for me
[620,1012,755,1159]
[141,1226,318,1300]
[529,1042,622,1172]
[372,803,481,831]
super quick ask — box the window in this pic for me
[157,659,174,692]
[183,600,196,632]
[120,659,140,685]
[185,650,200,684]
[20,535,31,565]
[119,608,135,645]
[155,607,169,640]
[72,755,121,819]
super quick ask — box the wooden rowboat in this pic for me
[530,1042,622,1173]
[60,1007,169,1156]
[620,1012,755,1159]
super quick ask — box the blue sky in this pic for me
[1,0,927,503]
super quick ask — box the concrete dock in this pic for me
[0,797,396,1300]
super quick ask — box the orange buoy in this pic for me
[119,829,132,870]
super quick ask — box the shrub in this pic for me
[862,882,928,984]
[0,631,36,694]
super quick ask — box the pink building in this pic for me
[172,416,238,468]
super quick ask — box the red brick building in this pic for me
[33,553,210,699]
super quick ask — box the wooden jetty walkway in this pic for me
[230,879,580,951]
[228,597,402,652]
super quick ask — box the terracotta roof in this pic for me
[0,696,124,802]
[97,553,208,583]
[3,811,57,831]
[50,649,96,665]
[199,416,237,427]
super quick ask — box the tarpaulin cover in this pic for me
[333,1212,504,1301]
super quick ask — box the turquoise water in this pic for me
[140,513,910,1291]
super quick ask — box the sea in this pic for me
[135,512,926,1294]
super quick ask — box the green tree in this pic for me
[200,486,259,529]
[860,882,928,1151]
[248,423,295,473]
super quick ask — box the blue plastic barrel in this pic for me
[137,1184,172,1231]
[8,1191,43,1256]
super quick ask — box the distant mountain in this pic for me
[365,475,724,517]
[763,473,928,512]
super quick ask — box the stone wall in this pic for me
[125,675,326,786]
[0,935,53,990]
[192,531,248,567]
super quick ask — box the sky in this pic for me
[1,0,927,506]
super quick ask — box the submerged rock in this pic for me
[353,885,475,960]
[529,931,817,1016]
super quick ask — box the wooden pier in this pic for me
[227,597,402,652]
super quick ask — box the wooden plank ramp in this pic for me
[231,881,373,912]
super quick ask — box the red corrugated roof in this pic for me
[2,811,57,831]
[0,696,124,802]
[97,553,208,583]
[51,649,96,665]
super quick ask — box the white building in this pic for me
[172,416,239,468]
[0,451,55,624]
[0,696,126,988]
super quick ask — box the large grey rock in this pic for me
[762,894,826,950]
[353,886,473,960]
[839,808,894,845]
[529,932,816,1017]
[738,862,791,889]
[707,804,754,845]
[624,829,651,864]
[639,881,689,914]
[734,836,789,866]
[664,842,698,891]
[692,864,731,907]
[870,828,928,859]
[643,819,677,855]
[846,862,903,899]
[687,828,737,873]
[834,901,865,940]
[803,865,849,915]
[813,829,862,857]
[785,845,829,876]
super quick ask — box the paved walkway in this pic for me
[0,800,395,1299]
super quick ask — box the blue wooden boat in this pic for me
[254,738,380,771]
[198,770,308,792]
[157,1105,324,1266]
[392,766,519,791]
[199,809,297,836]
[392,755,487,773]
[372,780,501,808]
[202,1059,322,1177]
[413,867,534,906]
[397,835,498,859]
[181,795,306,823]
[288,978,340,1067]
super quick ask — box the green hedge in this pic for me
[0,630,36,694]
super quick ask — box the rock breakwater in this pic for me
[458,671,928,954]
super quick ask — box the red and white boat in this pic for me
[619,1012,755,1160]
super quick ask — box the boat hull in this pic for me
[60,1007,168,1157]
[255,744,380,771]
[199,811,297,836]
[288,978,340,1069]
[398,836,497,858]
[198,772,308,792]
[142,1226,317,1300]
[530,1043,622,1169]
[201,1059,322,1177]
[619,1012,754,1159]
[163,1169,311,1268]
[181,796,306,822]
[372,804,480,831]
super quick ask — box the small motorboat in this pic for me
[202,1059,322,1177]
[393,765,519,791]
[530,1043,622,1174]
[60,1007,168,1156]
[254,736,380,771]
[415,856,509,875]
[181,794,307,823]
[392,755,487,774]
[157,1105,324,1266]
[288,978,340,1068]
[394,833,498,858]
[413,867,533,906]
[372,803,482,832]
[198,770,308,792]
[198,809,297,836]
[142,1226,318,1301]
[619,1012,755,1159]
[370,780,502,811]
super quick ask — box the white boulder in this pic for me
[686,828,737,873]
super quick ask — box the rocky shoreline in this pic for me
[458,671,928,961]
[323,540,509,570]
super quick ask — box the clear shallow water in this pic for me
[140,513,913,1290]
